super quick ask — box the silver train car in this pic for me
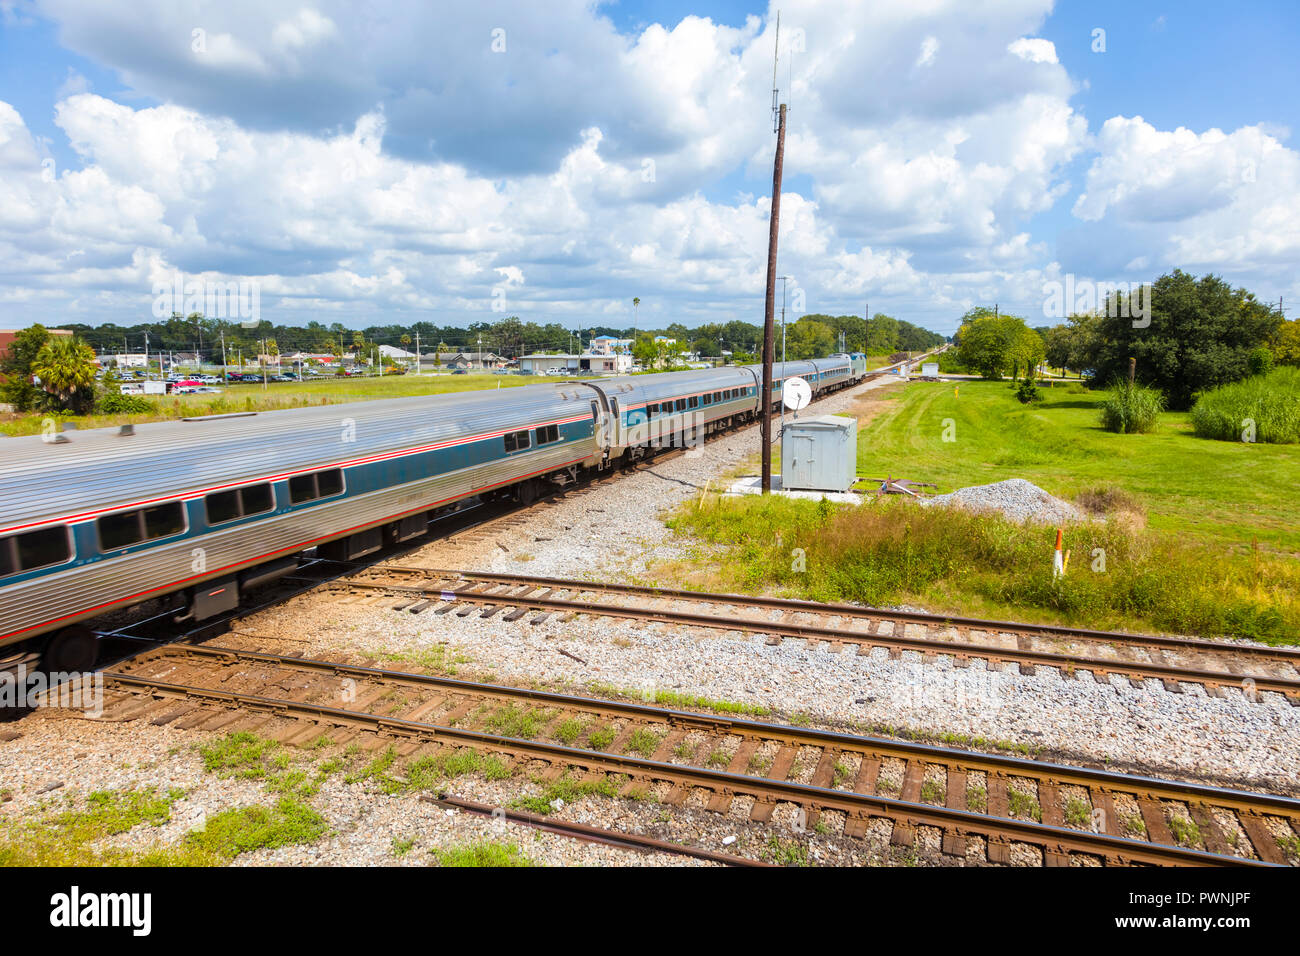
[594,366,760,460]
[0,384,602,670]
[0,356,869,670]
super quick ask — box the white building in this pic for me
[518,353,633,375]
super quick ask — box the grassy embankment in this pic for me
[0,373,536,436]
[663,380,1300,642]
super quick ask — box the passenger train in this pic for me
[0,353,870,672]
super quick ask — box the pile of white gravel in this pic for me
[922,478,1083,525]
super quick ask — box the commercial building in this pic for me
[518,352,634,375]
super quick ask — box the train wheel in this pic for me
[42,626,97,674]
[517,480,537,506]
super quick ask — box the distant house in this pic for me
[378,344,416,361]
[445,351,505,370]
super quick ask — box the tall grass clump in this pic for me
[1190,366,1300,444]
[1099,379,1165,433]
[667,495,1299,644]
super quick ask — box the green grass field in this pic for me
[668,377,1300,640]
[856,380,1300,554]
[0,373,535,436]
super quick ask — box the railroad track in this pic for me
[86,643,1300,866]
[329,568,1300,707]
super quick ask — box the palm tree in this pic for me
[32,335,97,414]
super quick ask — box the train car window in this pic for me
[242,483,274,516]
[648,403,660,416]
[98,510,143,550]
[205,489,242,525]
[288,474,315,503]
[688,396,699,409]
[2,526,72,574]
[97,501,186,552]
[504,430,531,453]
[317,469,344,498]
[536,424,559,444]
[143,502,185,539]
[206,483,274,525]
[713,391,721,402]
[289,469,345,505]
[675,398,686,412]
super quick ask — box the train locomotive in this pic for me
[0,352,869,671]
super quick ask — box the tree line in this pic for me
[953,270,1294,411]
[43,310,945,364]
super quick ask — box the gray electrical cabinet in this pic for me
[781,415,858,492]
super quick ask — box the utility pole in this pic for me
[220,329,228,381]
[778,275,791,452]
[761,15,787,495]
[415,330,421,375]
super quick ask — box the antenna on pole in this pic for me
[771,11,781,133]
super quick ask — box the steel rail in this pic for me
[120,644,1300,815]
[381,567,1300,664]
[420,794,769,866]
[97,666,1264,867]
[335,578,1300,701]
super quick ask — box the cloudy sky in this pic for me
[0,0,1296,337]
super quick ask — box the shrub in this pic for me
[1099,379,1164,433]
[1014,375,1042,404]
[98,392,155,414]
[1190,366,1300,444]
[1247,346,1274,377]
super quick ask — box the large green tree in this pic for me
[1073,270,1280,409]
[1270,318,1300,367]
[954,309,1041,379]
[32,335,98,413]
[0,324,51,411]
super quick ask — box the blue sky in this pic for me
[1,0,1296,337]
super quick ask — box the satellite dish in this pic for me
[783,376,811,411]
